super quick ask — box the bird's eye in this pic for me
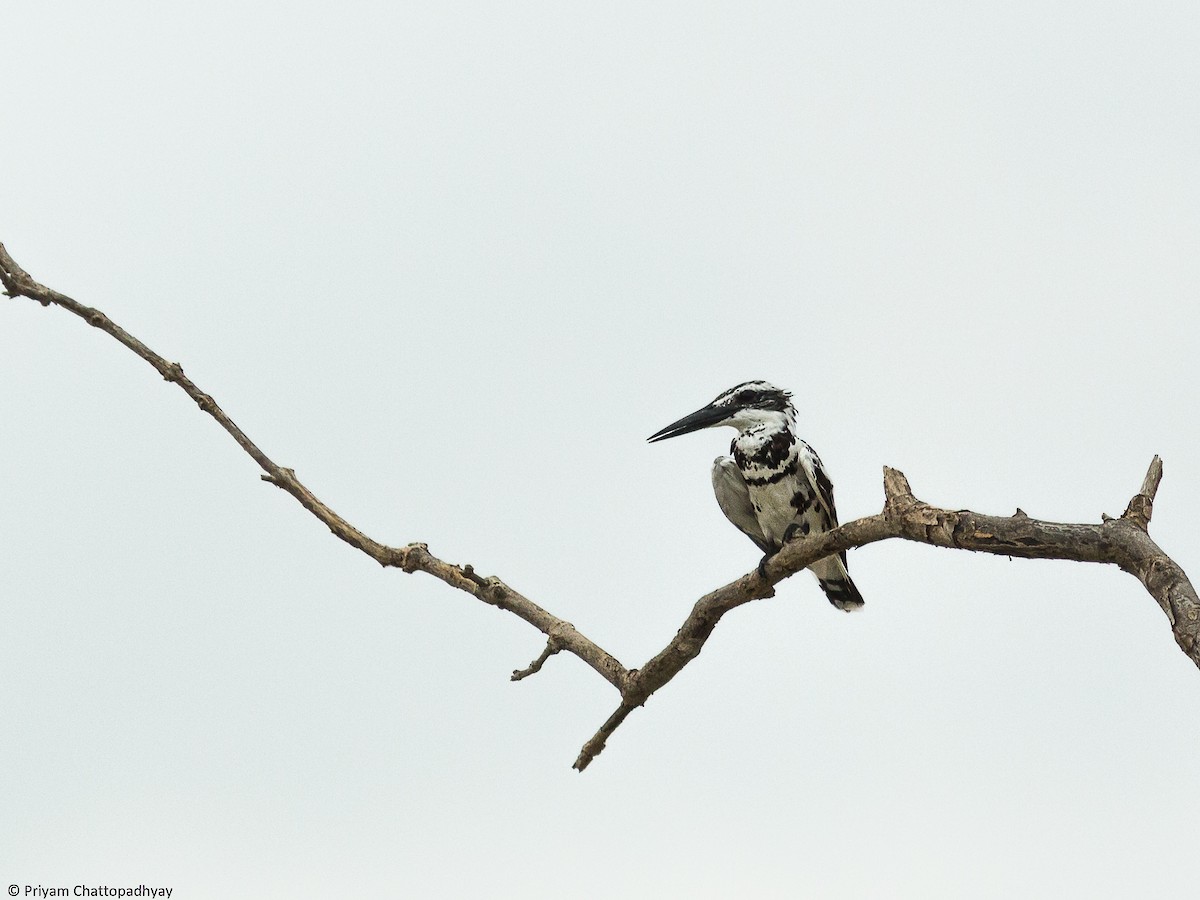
[736,390,760,404]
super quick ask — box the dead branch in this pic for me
[4,242,1196,773]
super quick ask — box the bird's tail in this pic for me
[812,555,865,612]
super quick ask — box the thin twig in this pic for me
[512,639,561,681]
[574,702,638,771]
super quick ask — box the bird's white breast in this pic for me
[732,423,816,548]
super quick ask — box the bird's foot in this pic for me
[782,523,802,544]
[757,551,775,580]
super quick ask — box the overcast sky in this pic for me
[4,2,1199,897]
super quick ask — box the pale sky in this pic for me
[4,2,1199,897]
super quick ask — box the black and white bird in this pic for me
[648,380,864,611]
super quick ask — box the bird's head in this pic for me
[647,380,795,443]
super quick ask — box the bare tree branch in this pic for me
[0,243,628,693]
[4,243,1197,773]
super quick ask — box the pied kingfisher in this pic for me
[649,380,864,611]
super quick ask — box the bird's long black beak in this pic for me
[647,403,730,443]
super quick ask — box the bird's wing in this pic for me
[711,456,772,553]
[797,444,846,566]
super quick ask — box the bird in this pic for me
[648,380,864,611]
